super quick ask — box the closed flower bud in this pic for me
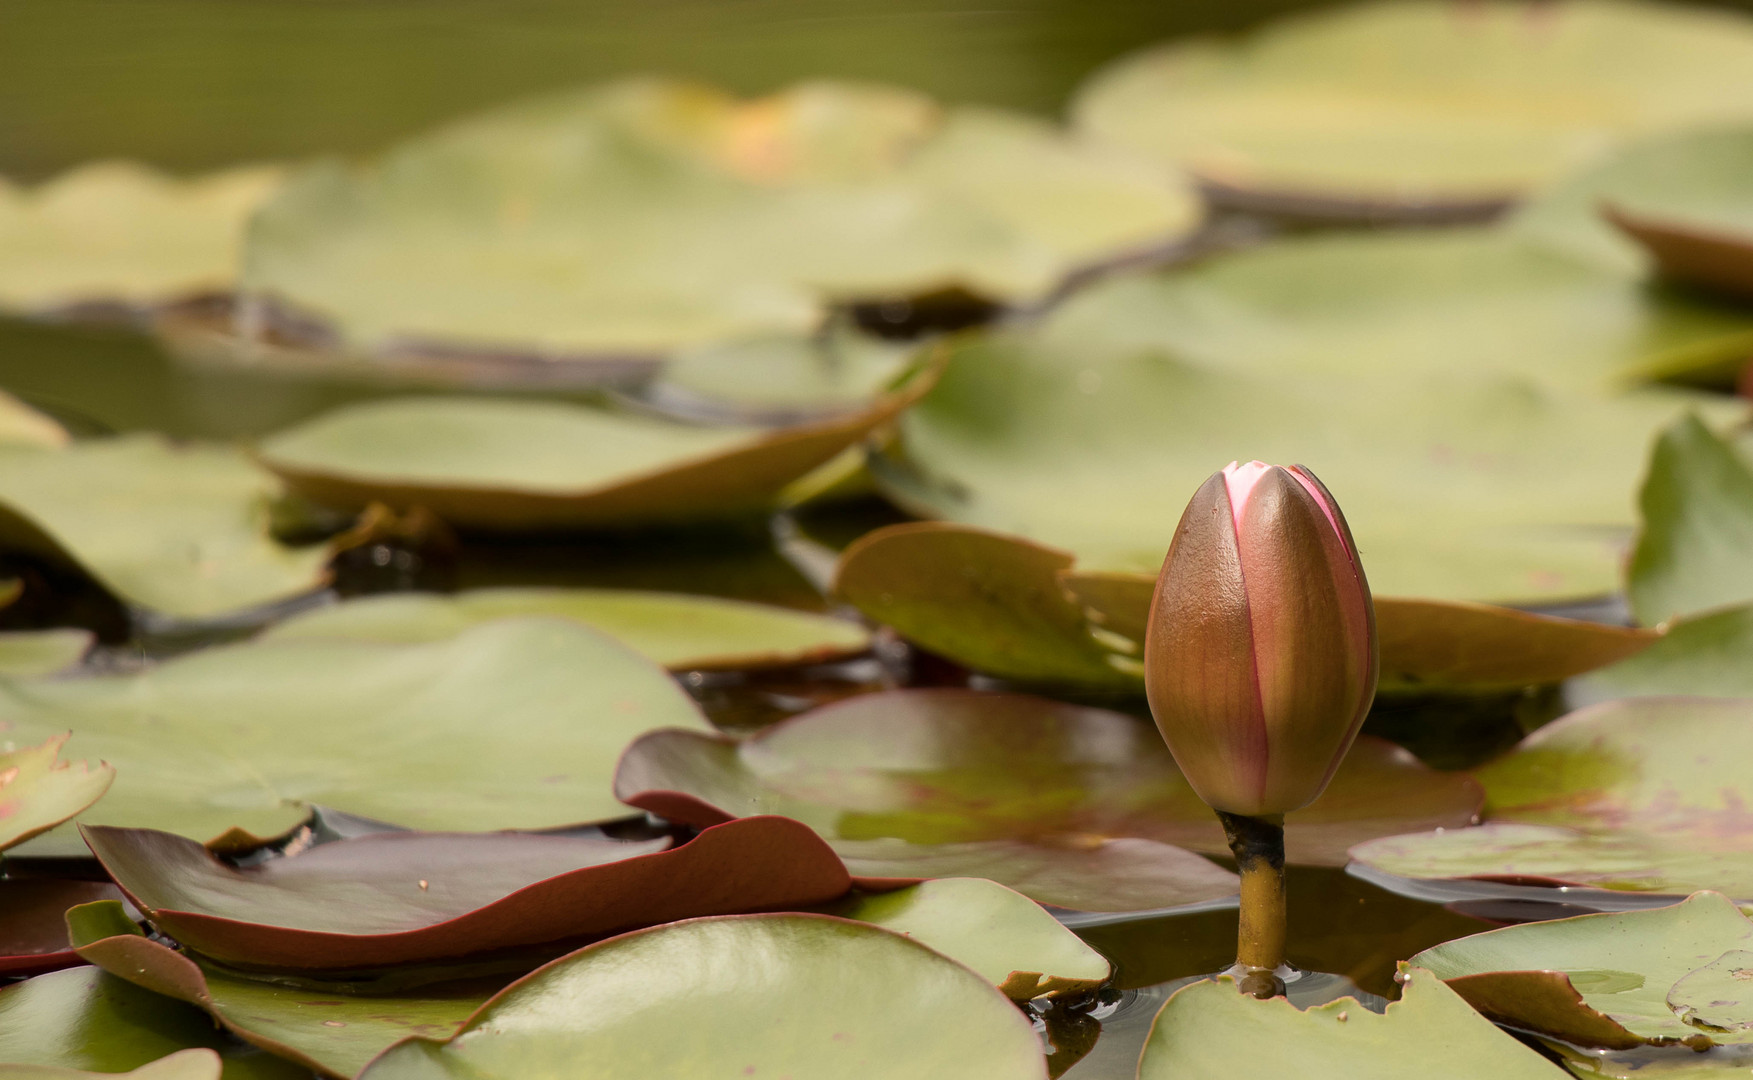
[1144,461,1378,818]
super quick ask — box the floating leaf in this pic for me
[241,79,1196,357]
[0,966,308,1078]
[1572,604,1753,703]
[1411,892,1753,1048]
[84,816,850,971]
[0,734,114,853]
[0,618,709,857]
[0,389,68,449]
[356,914,1049,1080]
[261,587,868,671]
[68,900,498,1078]
[876,246,1749,603]
[258,361,932,530]
[835,523,1656,691]
[1137,967,1565,1079]
[1627,414,1753,625]
[1512,126,1753,298]
[836,877,1110,998]
[1352,698,1753,896]
[0,628,92,677]
[1072,0,1753,212]
[0,879,124,977]
[0,1049,224,1080]
[0,161,280,313]
[616,688,1477,905]
[0,434,329,619]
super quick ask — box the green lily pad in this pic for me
[649,327,915,421]
[261,587,868,671]
[0,618,710,857]
[0,966,309,1078]
[83,816,850,971]
[0,628,93,677]
[1512,126,1753,293]
[0,734,114,854]
[1627,414,1753,625]
[615,688,1477,901]
[0,434,329,619]
[257,362,930,530]
[1411,891,1753,1048]
[68,899,499,1078]
[835,522,1658,691]
[0,1049,225,1080]
[1138,966,1566,1079]
[1351,698,1753,896]
[837,877,1110,999]
[0,389,68,449]
[876,246,1749,604]
[0,161,281,313]
[356,913,1049,1080]
[1572,604,1753,702]
[241,78,1196,357]
[1071,0,1753,211]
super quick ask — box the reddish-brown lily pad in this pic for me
[614,688,1478,909]
[66,899,499,1079]
[835,523,1658,692]
[82,816,852,971]
[1352,698,1753,897]
[0,879,126,977]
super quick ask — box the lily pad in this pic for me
[1511,125,1753,294]
[0,628,93,677]
[1137,966,1565,1079]
[1071,0,1753,211]
[1627,414,1753,625]
[257,361,932,530]
[836,877,1110,998]
[0,389,69,449]
[876,247,1749,603]
[0,618,710,857]
[1351,697,1753,896]
[0,434,329,619]
[1410,891,1753,1048]
[83,816,850,971]
[0,965,309,1078]
[0,734,114,853]
[834,522,1658,691]
[68,899,499,1078]
[0,1049,224,1080]
[615,688,1477,902]
[1571,604,1753,703]
[0,161,281,313]
[0,879,125,977]
[356,913,1048,1080]
[241,78,1197,356]
[260,587,869,671]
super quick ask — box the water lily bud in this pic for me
[1144,461,1378,817]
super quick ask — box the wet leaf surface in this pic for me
[258,360,932,531]
[260,587,868,671]
[241,79,1197,357]
[0,879,124,977]
[0,619,709,856]
[1627,414,1753,625]
[355,913,1049,1080]
[875,246,1750,602]
[1411,892,1753,1048]
[0,965,309,1078]
[1352,698,1753,896]
[833,877,1111,999]
[836,523,1656,691]
[0,735,115,853]
[84,817,850,971]
[1137,967,1564,1079]
[1072,0,1753,210]
[615,688,1479,904]
[0,162,281,313]
[0,435,330,619]
[68,899,498,1078]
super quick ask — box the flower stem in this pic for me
[1216,810,1287,999]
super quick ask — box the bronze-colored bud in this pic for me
[1144,461,1378,817]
